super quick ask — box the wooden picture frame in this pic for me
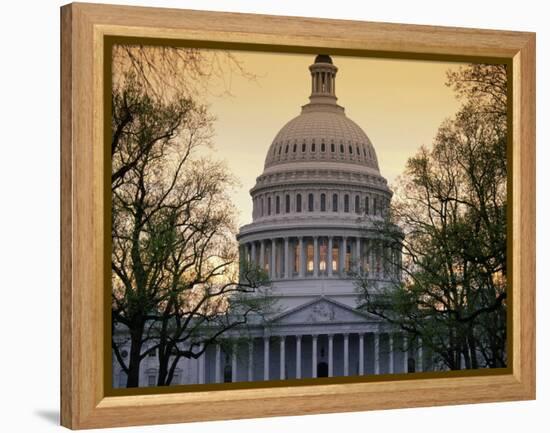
[60,2,536,429]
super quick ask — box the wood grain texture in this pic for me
[60,2,536,429]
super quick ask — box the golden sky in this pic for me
[200,50,466,227]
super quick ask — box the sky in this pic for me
[196,50,466,226]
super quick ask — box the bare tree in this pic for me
[111,47,269,387]
[355,64,507,370]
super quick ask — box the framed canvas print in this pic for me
[60,3,536,429]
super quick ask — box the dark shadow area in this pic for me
[34,409,59,425]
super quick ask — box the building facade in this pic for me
[113,54,427,388]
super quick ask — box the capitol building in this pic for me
[113,55,427,388]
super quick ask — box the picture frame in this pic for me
[60,2,536,429]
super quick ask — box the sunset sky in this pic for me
[199,50,466,227]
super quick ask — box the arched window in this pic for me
[321,142,326,152]
[365,196,369,214]
[331,142,335,152]
[285,144,289,154]
[293,143,297,152]
[172,369,181,385]
[296,194,302,212]
[302,142,306,152]
[278,146,282,155]
[373,197,378,215]
[349,145,353,154]
[260,198,264,217]
[308,193,314,212]
[311,141,316,152]
[146,369,157,387]
[276,196,280,214]
[320,193,326,211]
[355,195,360,214]
[267,197,272,215]
[356,145,360,156]
[332,193,338,212]
[344,194,350,212]
[285,194,290,213]
[340,144,344,153]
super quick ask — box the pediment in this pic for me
[273,297,369,325]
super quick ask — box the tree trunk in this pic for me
[126,323,144,387]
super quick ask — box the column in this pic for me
[328,237,333,277]
[259,240,265,271]
[284,238,290,279]
[248,340,254,381]
[328,334,334,377]
[417,338,423,372]
[271,238,277,279]
[312,335,318,378]
[313,237,319,277]
[280,336,286,380]
[263,337,270,380]
[374,333,380,375]
[215,343,221,383]
[251,242,257,267]
[343,334,349,376]
[231,342,237,383]
[296,335,302,379]
[359,333,365,375]
[403,334,408,373]
[340,237,347,274]
[299,237,305,278]
[356,237,361,273]
[198,343,205,384]
[389,334,394,374]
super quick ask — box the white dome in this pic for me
[264,105,380,172]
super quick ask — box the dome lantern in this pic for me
[309,54,338,104]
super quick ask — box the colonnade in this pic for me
[240,236,400,280]
[200,332,424,384]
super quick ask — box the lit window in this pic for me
[319,240,327,272]
[307,243,314,272]
[332,245,339,272]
